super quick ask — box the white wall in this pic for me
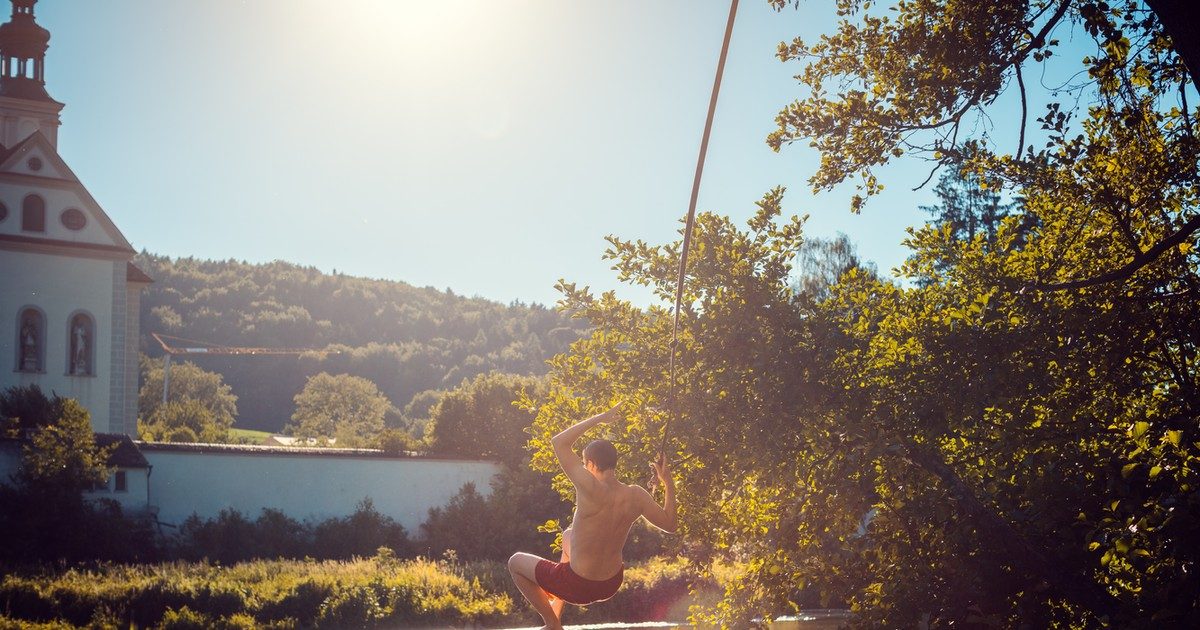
[0,180,113,247]
[0,442,149,514]
[0,250,116,432]
[85,467,151,514]
[141,445,500,533]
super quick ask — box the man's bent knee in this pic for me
[508,552,543,579]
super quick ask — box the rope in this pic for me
[661,0,739,455]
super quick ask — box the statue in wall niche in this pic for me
[71,318,89,375]
[20,315,39,371]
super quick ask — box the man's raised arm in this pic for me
[640,452,678,533]
[551,403,621,486]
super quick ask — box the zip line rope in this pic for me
[660,0,739,456]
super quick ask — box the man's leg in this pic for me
[508,552,561,630]
[549,528,573,619]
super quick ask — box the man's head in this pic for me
[582,439,618,474]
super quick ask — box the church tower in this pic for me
[0,0,61,148]
[0,0,150,436]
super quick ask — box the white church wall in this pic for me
[85,467,151,514]
[140,445,500,533]
[0,183,113,247]
[0,250,116,432]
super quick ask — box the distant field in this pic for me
[228,428,272,442]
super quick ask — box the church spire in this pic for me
[0,0,52,101]
[0,0,62,148]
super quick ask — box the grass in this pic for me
[227,428,272,443]
[0,551,712,629]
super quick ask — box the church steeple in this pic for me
[0,0,62,148]
[0,0,51,101]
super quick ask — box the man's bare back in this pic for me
[508,403,677,629]
[567,463,671,579]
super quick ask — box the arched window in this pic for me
[15,307,45,373]
[67,311,95,376]
[21,194,44,232]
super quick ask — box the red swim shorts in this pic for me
[535,559,623,605]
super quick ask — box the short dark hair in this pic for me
[582,439,618,472]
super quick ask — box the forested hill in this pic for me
[134,253,587,432]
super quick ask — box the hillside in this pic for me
[134,253,586,431]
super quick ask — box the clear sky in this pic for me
[37,0,944,306]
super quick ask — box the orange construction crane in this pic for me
[150,332,337,405]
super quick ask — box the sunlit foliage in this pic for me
[526,0,1200,622]
[136,254,587,431]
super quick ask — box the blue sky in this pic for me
[38,0,950,306]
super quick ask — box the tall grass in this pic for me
[0,551,712,628]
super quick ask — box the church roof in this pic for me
[0,131,136,255]
[126,262,153,284]
[0,433,150,468]
[94,433,150,468]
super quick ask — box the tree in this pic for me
[920,170,1012,246]
[14,397,111,495]
[0,384,62,433]
[139,356,238,430]
[139,398,225,443]
[426,371,545,466]
[287,372,391,446]
[529,171,1200,626]
[769,0,1199,290]
[761,0,1200,624]
[527,0,1200,625]
[0,393,152,563]
[792,233,875,301]
[530,195,817,622]
[402,388,444,436]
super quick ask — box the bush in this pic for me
[252,509,309,559]
[317,584,384,627]
[175,509,258,564]
[0,555,704,628]
[171,502,409,564]
[373,428,420,455]
[311,499,411,560]
[157,606,211,630]
[128,581,195,627]
[0,577,54,622]
[421,465,573,561]
[258,579,332,625]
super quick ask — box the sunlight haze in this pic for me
[40,0,933,305]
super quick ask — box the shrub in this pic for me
[251,509,309,559]
[311,499,411,559]
[421,465,571,562]
[317,584,384,627]
[191,583,247,619]
[157,606,211,630]
[0,618,75,629]
[0,577,53,622]
[175,509,258,563]
[128,581,195,627]
[373,428,419,455]
[259,579,332,625]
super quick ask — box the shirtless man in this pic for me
[508,403,677,629]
